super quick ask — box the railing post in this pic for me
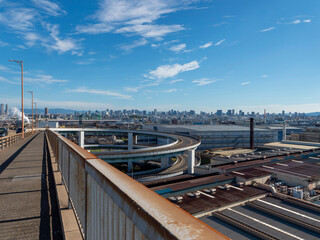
[85,171,88,239]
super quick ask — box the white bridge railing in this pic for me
[46,130,227,240]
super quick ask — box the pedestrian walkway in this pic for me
[0,131,62,239]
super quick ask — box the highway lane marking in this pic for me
[232,171,244,175]
[309,157,320,160]
[276,163,288,166]
[257,199,320,223]
[197,191,215,199]
[292,160,303,163]
[227,185,243,191]
[262,165,274,169]
[227,208,304,240]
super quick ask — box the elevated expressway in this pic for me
[51,128,201,174]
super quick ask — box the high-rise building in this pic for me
[282,110,285,116]
[226,110,232,116]
[45,107,49,116]
[5,104,8,115]
[216,110,223,116]
[0,104,4,115]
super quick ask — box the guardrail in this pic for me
[0,131,37,151]
[46,129,228,240]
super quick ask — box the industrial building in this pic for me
[143,124,278,150]
[291,127,320,143]
[144,139,320,239]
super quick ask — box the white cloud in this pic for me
[76,23,114,34]
[75,59,95,65]
[214,39,226,46]
[66,87,133,100]
[148,60,200,79]
[0,8,37,31]
[192,78,215,86]
[75,0,198,39]
[260,27,275,32]
[164,88,177,93]
[288,19,311,24]
[119,38,147,51]
[290,19,301,24]
[0,76,19,84]
[44,23,80,53]
[0,40,8,47]
[0,65,10,71]
[31,0,66,16]
[241,81,250,85]
[261,74,268,78]
[169,43,186,52]
[169,79,183,84]
[124,86,141,92]
[199,41,212,49]
[115,24,184,39]
[25,74,69,84]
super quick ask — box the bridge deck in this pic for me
[0,132,62,239]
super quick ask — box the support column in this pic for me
[133,135,138,145]
[283,122,286,140]
[161,157,170,168]
[128,161,133,173]
[187,149,196,174]
[128,132,133,150]
[78,131,84,148]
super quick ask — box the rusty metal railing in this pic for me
[0,131,37,151]
[46,129,228,240]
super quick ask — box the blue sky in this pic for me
[1,0,320,113]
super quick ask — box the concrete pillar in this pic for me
[78,131,84,148]
[133,134,138,145]
[283,122,286,140]
[161,157,170,168]
[128,132,133,150]
[128,161,133,173]
[187,149,196,174]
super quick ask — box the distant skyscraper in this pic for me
[227,110,232,116]
[282,110,285,116]
[45,107,49,116]
[216,110,223,116]
[0,104,4,115]
[5,104,8,115]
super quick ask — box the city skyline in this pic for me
[1,0,320,113]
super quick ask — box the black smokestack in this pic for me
[250,118,254,149]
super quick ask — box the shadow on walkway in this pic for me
[39,134,62,240]
[0,133,39,175]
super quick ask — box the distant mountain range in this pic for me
[305,112,320,116]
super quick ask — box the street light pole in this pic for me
[9,59,24,138]
[28,91,33,133]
